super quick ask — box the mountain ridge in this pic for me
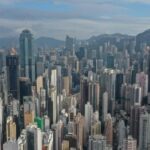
[0,36,65,49]
[0,29,150,50]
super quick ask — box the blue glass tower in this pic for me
[19,30,35,82]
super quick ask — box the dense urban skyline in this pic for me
[0,27,150,150]
[1,1,150,150]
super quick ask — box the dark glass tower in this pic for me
[0,50,5,73]
[19,77,32,105]
[6,49,19,99]
[148,51,150,92]
[131,62,138,84]
[80,78,89,114]
[115,73,124,102]
[107,53,115,69]
[27,131,34,150]
[19,29,35,82]
[65,35,73,50]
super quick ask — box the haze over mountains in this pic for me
[0,37,64,49]
[0,29,150,50]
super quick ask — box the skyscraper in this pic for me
[118,119,126,150]
[62,76,70,96]
[88,81,100,112]
[6,48,19,99]
[104,114,113,146]
[23,97,35,127]
[6,116,16,141]
[106,53,115,69]
[50,86,57,124]
[136,72,148,97]
[91,121,101,136]
[19,77,32,105]
[115,73,124,102]
[123,136,137,150]
[42,130,53,150]
[0,70,8,104]
[65,35,74,56]
[26,124,42,150]
[0,50,5,73]
[130,105,145,144]
[148,51,150,92]
[62,140,69,150]
[19,29,35,82]
[80,77,89,114]
[85,102,93,138]
[101,69,116,101]
[102,92,108,122]
[139,112,150,150]
[88,135,112,150]
[74,113,86,148]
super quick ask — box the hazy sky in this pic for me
[0,0,150,39]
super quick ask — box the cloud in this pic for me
[0,0,43,5]
[0,15,150,40]
[0,0,128,21]
[0,0,18,4]
[0,8,76,21]
[127,0,150,4]
[53,0,150,4]
[0,0,149,39]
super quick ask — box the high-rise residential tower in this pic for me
[139,112,150,150]
[104,114,113,146]
[123,136,137,150]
